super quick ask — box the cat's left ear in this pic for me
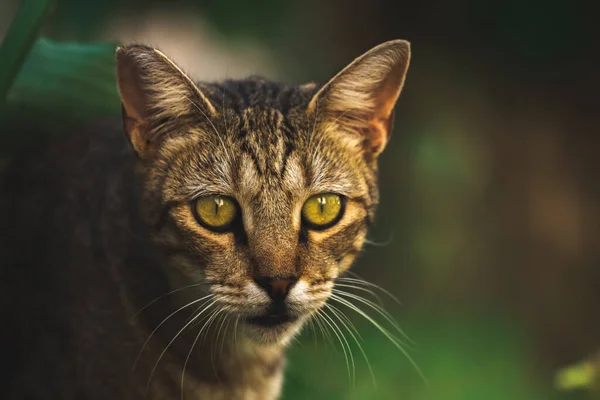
[308,40,410,158]
[115,45,217,159]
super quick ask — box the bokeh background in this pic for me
[1,1,599,399]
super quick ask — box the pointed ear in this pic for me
[308,40,410,158]
[115,45,217,159]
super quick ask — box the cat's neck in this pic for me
[123,270,286,399]
[139,309,286,398]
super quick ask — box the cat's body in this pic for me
[1,119,283,399]
[0,41,410,399]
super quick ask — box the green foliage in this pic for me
[557,361,595,391]
[556,352,600,397]
[0,0,55,104]
[284,316,554,400]
[0,38,119,160]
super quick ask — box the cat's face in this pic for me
[142,104,377,344]
[116,41,410,345]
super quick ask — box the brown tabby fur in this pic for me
[0,39,410,399]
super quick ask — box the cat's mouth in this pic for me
[246,312,297,328]
[245,299,300,328]
[242,309,304,345]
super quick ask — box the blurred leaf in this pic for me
[0,37,119,160]
[0,0,55,103]
[556,351,600,394]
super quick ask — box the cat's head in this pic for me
[116,40,410,346]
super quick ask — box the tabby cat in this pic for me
[0,39,410,399]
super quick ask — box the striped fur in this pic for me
[0,40,410,399]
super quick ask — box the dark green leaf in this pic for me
[0,37,120,160]
[0,0,55,103]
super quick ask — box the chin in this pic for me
[242,315,307,347]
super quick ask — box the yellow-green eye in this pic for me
[192,195,239,231]
[301,193,345,229]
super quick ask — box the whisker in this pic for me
[180,306,223,400]
[291,334,303,346]
[131,294,213,376]
[205,310,226,382]
[219,314,232,357]
[211,311,229,377]
[363,234,394,247]
[337,276,402,306]
[316,309,353,385]
[323,312,356,388]
[306,316,318,345]
[325,303,376,388]
[199,308,223,349]
[334,283,384,306]
[183,301,215,327]
[332,289,413,345]
[326,303,363,341]
[180,315,208,400]
[132,282,208,320]
[233,315,240,348]
[233,315,240,361]
[330,294,428,384]
[146,300,217,395]
[312,310,334,350]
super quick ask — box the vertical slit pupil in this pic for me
[214,197,223,216]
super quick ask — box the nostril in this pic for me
[254,276,298,301]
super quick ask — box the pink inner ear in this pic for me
[116,48,173,158]
[367,117,392,156]
[122,115,152,157]
[365,56,409,155]
[116,51,160,158]
[117,53,151,122]
[119,64,149,158]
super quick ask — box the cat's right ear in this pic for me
[307,40,410,159]
[115,45,217,159]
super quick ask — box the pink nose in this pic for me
[254,277,298,301]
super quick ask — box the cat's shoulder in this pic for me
[2,118,133,185]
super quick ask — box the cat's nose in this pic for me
[254,276,298,301]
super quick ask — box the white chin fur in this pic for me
[242,317,306,347]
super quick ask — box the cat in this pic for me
[0,39,410,399]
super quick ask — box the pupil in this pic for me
[214,197,223,216]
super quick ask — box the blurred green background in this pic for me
[2,0,599,399]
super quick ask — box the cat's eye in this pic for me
[192,195,239,231]
[301,193,345,230]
